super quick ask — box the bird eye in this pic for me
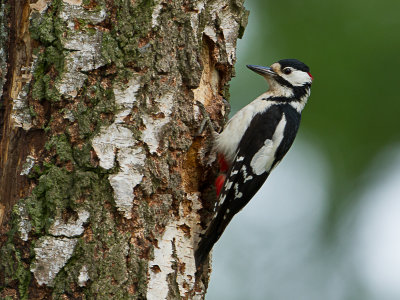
[283,68,292,75]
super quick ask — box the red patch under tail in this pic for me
[217,153,229,173]
[215,174,226,198]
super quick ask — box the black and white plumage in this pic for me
[195,59,313,268]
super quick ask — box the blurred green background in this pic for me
[208,0,400,299]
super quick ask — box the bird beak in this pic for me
[246,65,277,77]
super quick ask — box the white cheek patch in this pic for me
[282,70,312,86]
[250,114,287,175]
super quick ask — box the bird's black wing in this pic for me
[196,104,301,268]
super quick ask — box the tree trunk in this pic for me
[0,0,248,299]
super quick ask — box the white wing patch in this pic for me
[250,114,287,175]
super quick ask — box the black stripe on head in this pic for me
[274,75,292,88]
[278,59,310,73]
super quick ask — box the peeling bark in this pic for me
[0,0,248,299]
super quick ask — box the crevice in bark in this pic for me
[0,0,34,226]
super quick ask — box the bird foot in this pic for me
[222,98,231,121]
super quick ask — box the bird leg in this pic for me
[221,98,231,123]
[195,101,230,199]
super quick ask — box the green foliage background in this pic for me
[208,1,400,298]
[230,0,400,231]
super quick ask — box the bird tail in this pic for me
[195,209,233,270]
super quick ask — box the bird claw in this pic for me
[222,98,231,120]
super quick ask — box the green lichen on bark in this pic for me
[0,244,31,299]
[21,166,73,234]
[4,165,150,298]
[46,171,139,299]
[45,134,73,162]
[74,81,116,139]
[101,0,156,77]
[30,0,65,102]
[29,0,64,45]
[2,0,156,296]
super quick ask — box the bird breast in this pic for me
[214,96,274,163]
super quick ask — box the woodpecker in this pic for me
[195,59,313,269]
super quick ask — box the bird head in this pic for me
[247,59,312,99]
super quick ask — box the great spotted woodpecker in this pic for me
[195,59,313,268]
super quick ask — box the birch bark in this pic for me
[0,0,248,298]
